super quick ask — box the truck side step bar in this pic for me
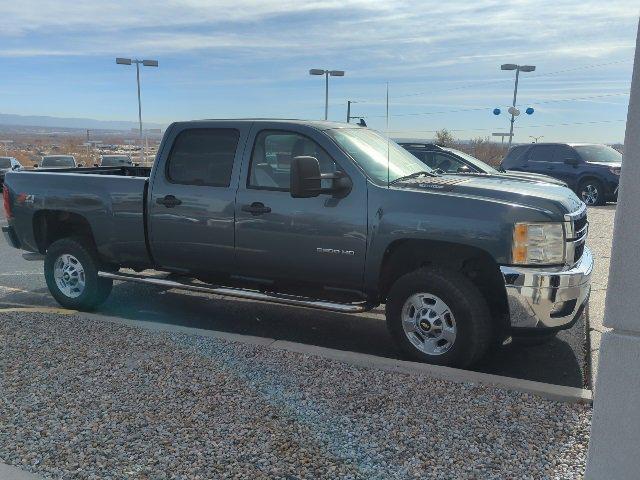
[98,271,372,314]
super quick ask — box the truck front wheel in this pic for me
[44,237,113,311]
[386,267,493,368]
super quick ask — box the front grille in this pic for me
[574,215,588,236]
[566,206,588,265]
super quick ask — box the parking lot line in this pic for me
[0,307,76,315]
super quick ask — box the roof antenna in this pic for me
[386,82,390,188]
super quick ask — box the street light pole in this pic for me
[346,100,366,124]
[309,69,345,120]
[508,68,520,149]
[136,61,143,163]
[116,57,158,164]
[324,71,329,121]
[501,63,535,148]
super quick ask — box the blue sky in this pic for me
[0,0,638,142]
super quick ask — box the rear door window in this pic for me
[166,128,240,187]
[527,145,557,163]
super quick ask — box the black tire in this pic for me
[578,178,605,206]
[44,237,113,311]
[385,267,493,368]
[512,332,557,347]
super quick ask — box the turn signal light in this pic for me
[513,224,528,244]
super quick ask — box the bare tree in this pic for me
[450,136,507,167]
[434,129,455,147]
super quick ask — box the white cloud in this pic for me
[0,0,635,64]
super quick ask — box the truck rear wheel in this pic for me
[44,237,112,311]
[386,267,492,368]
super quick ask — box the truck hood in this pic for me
[502,170,567,186]
[398,174,583,216]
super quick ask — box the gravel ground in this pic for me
[0,313,591,479]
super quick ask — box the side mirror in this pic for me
[33,164,39,169]
[291,156,321,198]
[564,158,579,166]
[78,162,85,168]
[12,164,20,170]
[457,165,471,173]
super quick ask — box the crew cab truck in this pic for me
[2,120,593,367]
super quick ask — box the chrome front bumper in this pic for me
[500,247,593,330]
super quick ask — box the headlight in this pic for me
[512,222,565,265]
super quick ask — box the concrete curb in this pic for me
[0,463,44,480]
[271,340,592,404]
[83,312,592,405]
[585,302,593,390]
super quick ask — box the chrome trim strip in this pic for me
[563,203,587,222]
[561,202,588,266]
[98,271,371,313]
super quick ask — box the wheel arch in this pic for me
[378,238,509,331]
[577,174,604,188]
[33,210,97,254]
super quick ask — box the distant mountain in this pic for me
[0,113,164,131]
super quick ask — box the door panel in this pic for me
[234,126,368,290]
[148,124,250,273]
[552,145,582,189]
[526,145,558,176]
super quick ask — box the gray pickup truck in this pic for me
[2,119,593,367]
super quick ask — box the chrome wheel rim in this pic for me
[401,293,457,356]
[581,184,599,205]
[53,254,86,298]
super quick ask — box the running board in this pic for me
[98,271,371,313]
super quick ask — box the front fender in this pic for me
[363,184,556,295]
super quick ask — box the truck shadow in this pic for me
[97,283,586,388]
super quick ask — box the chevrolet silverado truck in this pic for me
[2,120,593,367]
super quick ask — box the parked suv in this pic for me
[398,142,566,186]
[501,143,621,205]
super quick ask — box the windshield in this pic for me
[42,156,76,167]
[573,145,622,164]
[101,155,132,166]
[327,128,431,184]
[0,158,11,169]
[442,148,499,173]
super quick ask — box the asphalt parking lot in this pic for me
[0,213,599,388]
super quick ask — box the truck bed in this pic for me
[4,167,152,267]
[32,165,152,177]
